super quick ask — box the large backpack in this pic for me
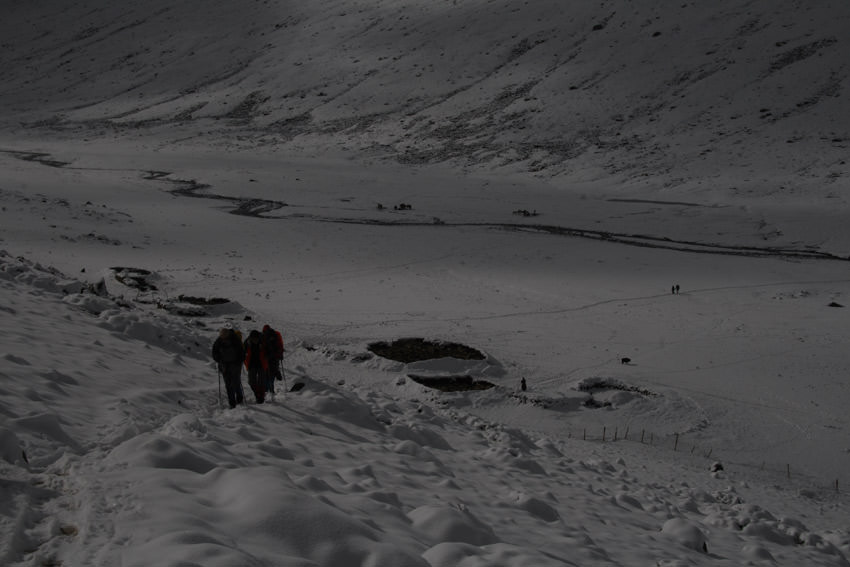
[217,331,243,363]
[263,327,284,360]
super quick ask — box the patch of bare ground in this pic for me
[407,374,495,392]
[367,337,485,364]
[368,338,493,392]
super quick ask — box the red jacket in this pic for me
[244,337,268,371]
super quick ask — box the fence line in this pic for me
[558,422,846,498]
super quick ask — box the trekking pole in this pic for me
[280,358,287,392]
[217,365,223,409]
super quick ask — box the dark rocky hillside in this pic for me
[2,1,848,198]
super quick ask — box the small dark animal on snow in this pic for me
[621,357,631,364]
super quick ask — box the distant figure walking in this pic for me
[212,324,245,409]
[520,377,527,392]
[675,284,680,294]
[244,330,268,404]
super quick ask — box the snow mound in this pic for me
[661,517,708,553]
[408,504,499,546]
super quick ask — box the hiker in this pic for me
[520,377,527,392]
[262,324,284,400]
[212,324,245,409]
[244,330,268,403]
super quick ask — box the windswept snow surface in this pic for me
[1,254,849,567]
[1,146,849,566]
[2,0,850,565]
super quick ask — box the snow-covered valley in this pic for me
[2,1,849,565]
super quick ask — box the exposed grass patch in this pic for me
[576,377,657,397]
[110,267,157,291]
[367,337,485,364]
[176,294,231,305]
[408,374,495,392]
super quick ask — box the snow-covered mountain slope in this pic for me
[2,0,848,199]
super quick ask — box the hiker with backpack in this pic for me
[211,324,245,409]
[262,324,284,400]
[243,329,268,404]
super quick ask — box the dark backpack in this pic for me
[263,328,284,359]
[217,332,242,363]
